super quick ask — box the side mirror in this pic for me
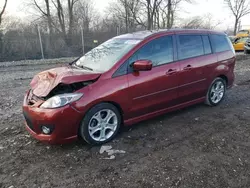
[132,60,152,71]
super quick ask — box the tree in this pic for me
[180,14,222,29]
[106,0,142,33]
[181,16,204,29]
[142,0,164,30]
[33,0,53,35]
[75,0,96,33]
[225,0,250,35]
[31,0,80,46]
[0,0,8,26]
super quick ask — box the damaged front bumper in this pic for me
[23,90,83,144]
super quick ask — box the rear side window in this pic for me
[202,36,212,54]
[177,35,204,60]
[210,34,231,53]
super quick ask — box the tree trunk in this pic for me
[167,0,171,29]
[67,0,74,46]
[234,17,238,35]
[124,0,129,33]
[0,0,8,26]
[170,10,174,28]
[147,0,152,30]
[45,0,53,35]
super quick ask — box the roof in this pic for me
[115,29,225,40]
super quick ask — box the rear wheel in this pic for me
[79,103,121,145]
[205,78,226,106]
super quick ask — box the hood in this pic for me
[30,66,101,97]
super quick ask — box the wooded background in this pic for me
[0,0,249,62]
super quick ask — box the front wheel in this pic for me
[79,103,121,145]
[205,78,226,106]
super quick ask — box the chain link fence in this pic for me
[0,27,119,62]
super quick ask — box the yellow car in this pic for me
[233,37,249,51]
[236,29,250,37]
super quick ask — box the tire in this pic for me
[79,103,121,145]
[205,77,226,106]
[244,49,250,54]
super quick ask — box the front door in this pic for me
[126,35,180,119]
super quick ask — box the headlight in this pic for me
[40,93,83,109]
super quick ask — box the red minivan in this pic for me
[23,29,236,145]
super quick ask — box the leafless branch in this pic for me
[0,0,8,26]
[224,0,250,35]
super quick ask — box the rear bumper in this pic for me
[23,91,83,144]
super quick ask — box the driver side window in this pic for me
[129,35,174,67]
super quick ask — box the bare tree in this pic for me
[50,0,79,46]
[202,13,222,30]
[144,0,164,30]
[75,0,97,33]
[106,0,193,31]
[225,0,250,35]
[181,16,203,29]
[0,0,8,26]
[32,0,53,35]
[106,0,142,32]
[180,14,222,29]
[164,0,193,28]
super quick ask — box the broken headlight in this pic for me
[40,93,83,109]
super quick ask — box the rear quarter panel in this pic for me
[206,50,235,88]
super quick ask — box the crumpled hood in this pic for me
[30,66,101,97]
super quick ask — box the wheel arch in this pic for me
[77,100,124,141]
[217,74,228,86]
[78,100,124,128]
[102,101,124,119]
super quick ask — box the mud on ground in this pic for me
[0,56,250,188]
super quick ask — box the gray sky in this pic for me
[4,0,250,30]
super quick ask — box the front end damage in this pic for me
[22,66,101,144]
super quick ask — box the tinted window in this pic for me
[210,34,231,53]
[178,35,204,60]
[131,36,173,67]
[113,60,128,77]
[202,35,212,54]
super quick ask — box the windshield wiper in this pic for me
[78,65,93,71]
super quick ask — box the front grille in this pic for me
[23,111,34,131]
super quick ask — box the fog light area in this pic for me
[41,126,52,135]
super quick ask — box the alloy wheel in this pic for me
[210,80,225,104]
[88,109,118,142]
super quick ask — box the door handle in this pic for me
[166,69,177,75]
[183,65,192,70]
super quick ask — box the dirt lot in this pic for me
[0,56,250,188]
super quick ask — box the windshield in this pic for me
[75,38,141,72]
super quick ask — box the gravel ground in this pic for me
[0,56,250,188]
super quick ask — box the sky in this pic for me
[3,0,250,30]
